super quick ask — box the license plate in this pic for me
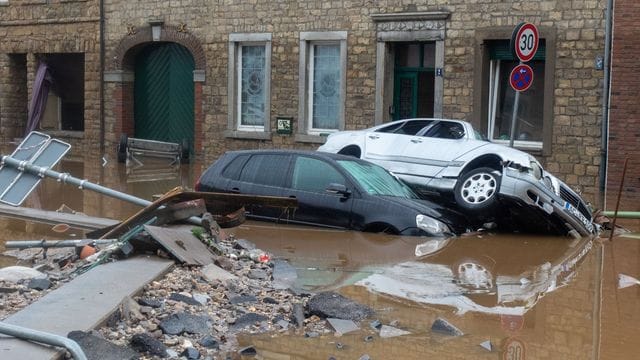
[564,202,594,233]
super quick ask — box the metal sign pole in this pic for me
[509,89,521,147]
[0,155,202,225]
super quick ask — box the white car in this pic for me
[318,118,597,237]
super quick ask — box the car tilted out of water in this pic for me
[195,150,472,237]
[318,118,597,238]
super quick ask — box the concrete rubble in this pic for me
[0,224,392,359]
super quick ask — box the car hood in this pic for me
[452,141,536,169]
[378,195,473,233]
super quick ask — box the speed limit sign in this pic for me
[511,22,539,63]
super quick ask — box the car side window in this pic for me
[399,120,433,135]
[291,156,345,192]
[239,154,290,187]
[423,121,465,139]
[221,154,250,180]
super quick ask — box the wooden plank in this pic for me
[0,256,174,360]
[144,225,216,266]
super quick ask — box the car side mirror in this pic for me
[326,183,351,198]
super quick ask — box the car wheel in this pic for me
[454,167,500,211]
[454,261,494,292]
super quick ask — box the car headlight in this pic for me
[416,214,450,236]
[529,161,542,180]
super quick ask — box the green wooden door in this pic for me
[394,72,418,120]
[134,43,195,154]
[393,42,436,120]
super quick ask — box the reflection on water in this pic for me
[231,222,593,316]
[0,148,639,359]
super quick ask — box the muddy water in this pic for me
[0,156,639,359]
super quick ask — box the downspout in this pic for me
[599,0,614,209]
[99,0,105,155]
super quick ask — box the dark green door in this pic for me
[393,42,436,120]
[134,43,195,153]
[394,72,418,120]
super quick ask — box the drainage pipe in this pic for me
[599,0,614,208]
[0,322,88,360]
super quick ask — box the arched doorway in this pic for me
[134,42,195,155]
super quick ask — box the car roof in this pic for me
[224,149,361,162]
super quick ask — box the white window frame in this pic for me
[487,59,543,152]
[297,31,347,141]
[226,33,272,139]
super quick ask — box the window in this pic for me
[297,32,347,141]
[38,53,85,132]
[487,40,545,150]
[226,33,272,139]
[239,154,289,187]
[291,156,345,192]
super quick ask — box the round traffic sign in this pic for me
[511,22,539,63]
[510,64,534,92]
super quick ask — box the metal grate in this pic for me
[559,185,592,220]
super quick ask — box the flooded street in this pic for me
[1,157,639,359]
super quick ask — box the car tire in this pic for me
[453,260,495,292]
[454,167,500,212]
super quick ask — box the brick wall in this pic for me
[0,0,100,158]
[607,0,640,211]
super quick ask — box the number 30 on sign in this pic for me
[511,22,539,63]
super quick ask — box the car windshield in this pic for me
[337,159,418,198]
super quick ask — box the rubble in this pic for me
[0,227,388,358]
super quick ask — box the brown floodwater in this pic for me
[0,154,639,359]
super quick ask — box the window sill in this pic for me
[294,134,329,144]
[224,130,271,140]
[41,130,85,139]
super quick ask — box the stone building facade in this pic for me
[0,1,608,207]
[0,0,101,155]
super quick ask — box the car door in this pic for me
[400,120,471,179]
[229,153,292,221]
[363,119,433,174]
[282,155,353,229]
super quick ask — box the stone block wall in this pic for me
[101,0,605,206]
[0,0,100,158]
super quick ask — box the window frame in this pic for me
[225,33,272,140]
[473,27,556,156]
[297,31,347,143]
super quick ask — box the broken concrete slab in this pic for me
[479,340,493,351]
[68,330,138,360]
[0,256,173,360]
[0,266,47,283]
[144,225,217,266]
[130,332,168,357]
[379,325,411,338]
[327,318,359,335]
[159,312,211,335]
[201,263,237,282]
[272,259,297,290]
[431,317,464,336]
[307,291,375,321]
